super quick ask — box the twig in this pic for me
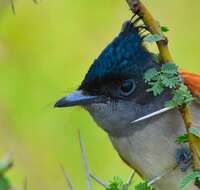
[60,164,75,190]
[32,0,38,4]
[147,166,177,186]
[127,171,135,186]
[126,0,200,171]
[23,177,28,190]
[78,131,92,190]
[10,0,16,14]
[89,173,108,188]
[180,106,200,170]
[126,0,172,63]
[9,0,38,14]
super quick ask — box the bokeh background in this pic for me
[0,0,200,189]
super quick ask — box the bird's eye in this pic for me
[120,79,136,96]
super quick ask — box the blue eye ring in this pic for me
[120,79,136,96]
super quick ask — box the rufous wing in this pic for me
[180,70,200,99]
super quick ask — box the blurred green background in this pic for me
[0,0,200,189]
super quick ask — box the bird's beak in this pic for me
[54,90,104,108]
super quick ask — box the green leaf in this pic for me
[144,68,159,82]
[0,158,12,176]
[135,182,155,190]
[0,177,11,190]
[144,64,193,108]
[165,100,175,108]
[161,63,178,75]
[152,54,160,64]
[106,177,128,190]
[178,85,194,103]
[189,128,200,138]
[147,81,164,96]
[180,171,200,189]
[165,84,193,108]
[176,134,189,144]
[161,26,169,33]
[143,34,164,43]
[161,76,180,88]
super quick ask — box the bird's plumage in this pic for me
[181,71,200,99]
[55,19,200,190]
[109,102,200,190]
[79,21,156,97]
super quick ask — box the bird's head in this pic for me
[55,21,169,135]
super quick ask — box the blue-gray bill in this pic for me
[54,90,104,108]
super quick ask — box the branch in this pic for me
[10,0,15,14]
[148,167,177,186]
[23,177,28,190]
[126,0,173,63]
[9,0,38,14]
[127,171,135,185]
[78,131,92,190]
[60,165,75,190]
[180,106,200,170]
[126,0,200,170]
[89,173,108,188]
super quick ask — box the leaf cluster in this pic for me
[106,177,155,190]
[177,126,200,188]
[176,134,189,144]
[144,63,193,108]
[106,177,128,190]
[189,127,200,138]
[135,183,155,190]
[143,34,164,43]
[144,64,180,96]
[161,26,170,33]
[180,171,200,189]
[176,127,200,145]
[0,157,12,190]
[143,26,169,43]
[0,177,11,190]
[165,84,193,108]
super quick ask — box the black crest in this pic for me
[79,19,156,93]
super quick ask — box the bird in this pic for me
[54,19,200,190]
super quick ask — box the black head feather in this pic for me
[79,20,156,97]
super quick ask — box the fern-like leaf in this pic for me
[161,76,180,88]
[180,171,200,189]
[143,34,164,43]
[161,26,170,33]
[161,63,178,75]
[144,68,159,82]
[165,84,193,108]
[176,134,189,144]
[189,128,200,138]
[135,183,155,190]
[106,177,128,190]
[147,81,164,96]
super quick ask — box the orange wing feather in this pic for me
[180,70,200,99]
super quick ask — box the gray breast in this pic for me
[109,102,200,190]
